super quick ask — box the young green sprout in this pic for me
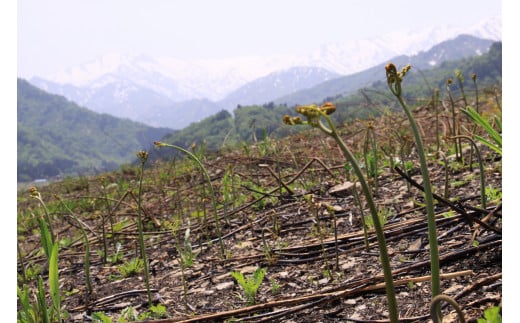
[231,267,267,305]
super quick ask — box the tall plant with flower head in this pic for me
[283,102,399,323]
[136,150,152,306]
[154,141,226,259]
[385,63,443,317]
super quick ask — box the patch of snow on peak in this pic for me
[47,53,134,86]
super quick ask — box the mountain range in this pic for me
[28,16,501,130]
[18,38,502,182]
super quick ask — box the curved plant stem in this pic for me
[430,295,466,323]
[283,104,399,323]
[154,142,226,259]
[386,64,440,312]
[318,113,398,323]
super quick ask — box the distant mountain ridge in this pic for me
[27,16,501,129]
[217,66,340,111]
[273,34,496,107]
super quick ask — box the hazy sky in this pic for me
[17,0,501,79]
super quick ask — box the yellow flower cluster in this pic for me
[283,102,336,126]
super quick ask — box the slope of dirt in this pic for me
[17,101,502,322]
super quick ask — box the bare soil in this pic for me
[17,104,502,322]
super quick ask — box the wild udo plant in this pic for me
[283,102,399,322]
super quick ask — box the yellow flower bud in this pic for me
[282,115,294,125]
[320,102,336,115]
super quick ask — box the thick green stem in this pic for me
[317,114,399,323]
[395,94,441,299]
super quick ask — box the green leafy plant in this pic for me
[364,206,390,230]
[461,106,502,155]
[118,257,144,278]
[231,267,267,305]
[118,306,139,322]
[133,304,168,320]
[144,304,168,319]
[19,262,42,284]
[269,278,281,295]
[17,242,62,323]
[485,184,502,204]
[19,188,63,322]
[449,135,487,208]
[107,241,124,264]
[17,284,36,323]
[91,311,113,323]
[477,305,501,323]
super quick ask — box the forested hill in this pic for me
[152,41,501,163]
[17,78,174,182]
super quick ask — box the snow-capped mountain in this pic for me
[217,66,340,111]
[273,34,497,108]
[38,54,307,102]
[305,15,501,75]
[28,15,501,129]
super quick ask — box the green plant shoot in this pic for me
[231,267,267,305]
